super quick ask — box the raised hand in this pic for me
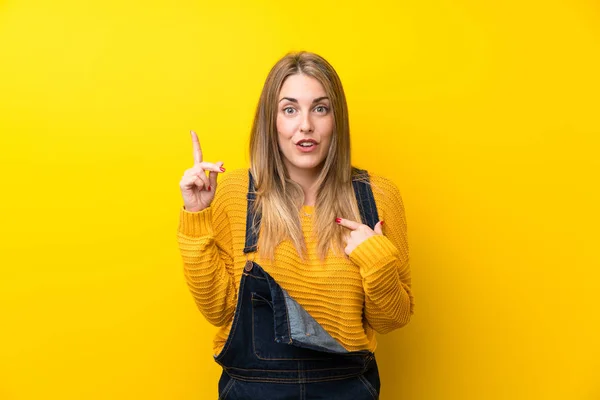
[336,218,384,256]
[179,130,225,212]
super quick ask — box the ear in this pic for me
[374,221,384,235]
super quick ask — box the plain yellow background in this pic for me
[1,0,599,399]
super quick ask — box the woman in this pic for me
[178,51,413,399]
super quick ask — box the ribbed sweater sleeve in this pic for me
[349,175,414,334]
[177,181,236,327]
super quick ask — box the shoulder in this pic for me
[351,168,403,200]
[367,173,403,199]
[215,168,250,194]
[212,168,250,212]
[364,171,407,223]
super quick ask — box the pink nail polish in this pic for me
[220,167,226,172]
[335,218,342,224]
[380,221,385,226]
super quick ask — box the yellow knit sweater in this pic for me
[177,168,413,355]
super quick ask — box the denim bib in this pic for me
[214,169,381,400]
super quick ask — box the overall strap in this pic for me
[352,168,380,230]
[243,170,261,254]
[243,168,380,254]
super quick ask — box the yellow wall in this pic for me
[1,0,599,398]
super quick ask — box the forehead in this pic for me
[279,74,327,99]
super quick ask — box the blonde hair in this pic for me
[249,51,363,260]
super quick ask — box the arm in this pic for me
[349,177,414,334]
[177,182,237,327]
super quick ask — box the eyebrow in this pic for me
[278,96,329,104]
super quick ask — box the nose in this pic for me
[299,113,314,133]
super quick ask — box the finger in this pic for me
[198,161,225,173]
[344,235,353,256]
[195,172,210,191]
[336,218,361,231]
[193,177,205,190]
[181,174,205,190]
[183,163,223,178]
[182,171,209,190]
[183,166,203,177]
[191,130,203,165]
[179,176,198,191]
[208,161,224,189]
[374,221,384,235]
[343,232,352,245]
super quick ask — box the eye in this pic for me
[314,105,329,114]
[283,107,296,115]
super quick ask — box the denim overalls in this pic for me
[214,170,381,400]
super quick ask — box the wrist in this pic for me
[179,206,213,236]
[183,205,203,213]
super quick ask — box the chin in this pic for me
[290,159,325,171]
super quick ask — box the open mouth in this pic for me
[296,139,318,147]
[295,139,318,152]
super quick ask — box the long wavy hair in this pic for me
[249,51,363,260]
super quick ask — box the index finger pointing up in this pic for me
[191,130,203,164]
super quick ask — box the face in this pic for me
[276,73,334,178]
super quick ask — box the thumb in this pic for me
[374,221,384,235]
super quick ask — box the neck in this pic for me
[286,164,321,206]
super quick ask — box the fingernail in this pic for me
[220,166,226,172]
[380,221,385,226]
[335,218,342,224]
[208,186,212,191]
